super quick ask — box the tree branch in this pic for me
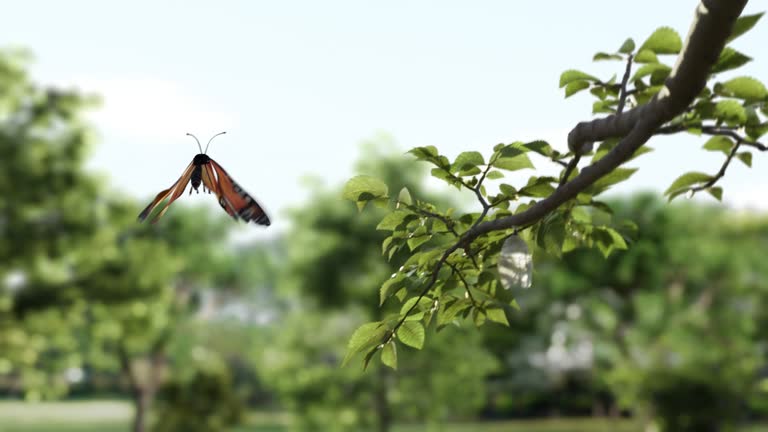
[475,0,747,236]
[691,140,742,193]
[388,0,749,337]
[560,51,634,190]
[566,0,747,155]
[655,124,767,151]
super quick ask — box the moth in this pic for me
[138,132,270,226]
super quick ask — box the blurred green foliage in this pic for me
[152,366,244,432]
[508,195,768,431]
[0,48,250,432]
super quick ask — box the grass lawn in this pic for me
[0,400,766,432]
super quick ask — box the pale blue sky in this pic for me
[4,1,767,236]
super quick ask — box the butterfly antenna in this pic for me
[186,133,203,153]
[204,131,227,154]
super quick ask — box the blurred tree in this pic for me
[523,194,768,431]
[0,47,104,398]
[0,47,250,431]
[81,204,245,432]
[256,136,497,432]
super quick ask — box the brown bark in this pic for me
[118,343,165,432]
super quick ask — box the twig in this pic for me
[655,124,767,151]
[557,155,581,189]
[406,204,460,237]
[616,54,634,114]
[691,140,743,193]
[550,158,569,168]
[386,246,460,343]
[460,163,493,210]
[446,261,477,307]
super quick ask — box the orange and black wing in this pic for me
[138,162,195,224]
[207,159,270,226]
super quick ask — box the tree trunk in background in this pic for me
[118,344,164,432]
[131,389,151,432]
[374,365,392,432]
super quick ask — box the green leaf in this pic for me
[591,137,620,162]
[593,52,623,61]
[452,151,485,174]
[400,296,432,316]
[639,26,682,54]
[408,145,438,160]
[634,49,658,64]
[589,168,638,194]
[537,215,566,258]
[559,69,600,88]
[430,167,461,188]
[397,321,425,349]
[718,77,768,102]
[707,187,723,201]
[486,308,510,326]
[493,152,534,172]
[407,227,432,251]
[486,170,504,180]
[727,12,764,43]
[664,172,712,198]
[342,175,389,211]
[397,187,412,206]
[362,347,378,370]
[712,48,752,74]
[746,122,768,140]
[499,235,532,290]
[702,136,734,154]
[381,342,397,370]
[570,206,591,223]
[565,80,590,98]
[631,63,671,83]
[523,140,554,157]
[377,210,412,231]
[618,38,635,54]
[343,322,387,366]
[380,273,405,305]
[409,146,451,170]
[472,309,487,326]
[519,176,556,198]
[736,151,752,167]
[498,183,516,197]
[714,100,747,126]
[592,226,628,258]
[437,299,471,327]
[593,100,617,114]
[630,146,654,161]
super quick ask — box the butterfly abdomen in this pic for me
[190,154,212,194]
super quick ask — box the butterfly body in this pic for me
[138,133,270,226]
[190,153,211,194]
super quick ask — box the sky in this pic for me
[4,1,767,237]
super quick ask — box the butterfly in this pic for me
[138,132,270,226]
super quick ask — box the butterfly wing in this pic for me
[138,162,195,224]
[208,159,271,226]
[201,162,237,219]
